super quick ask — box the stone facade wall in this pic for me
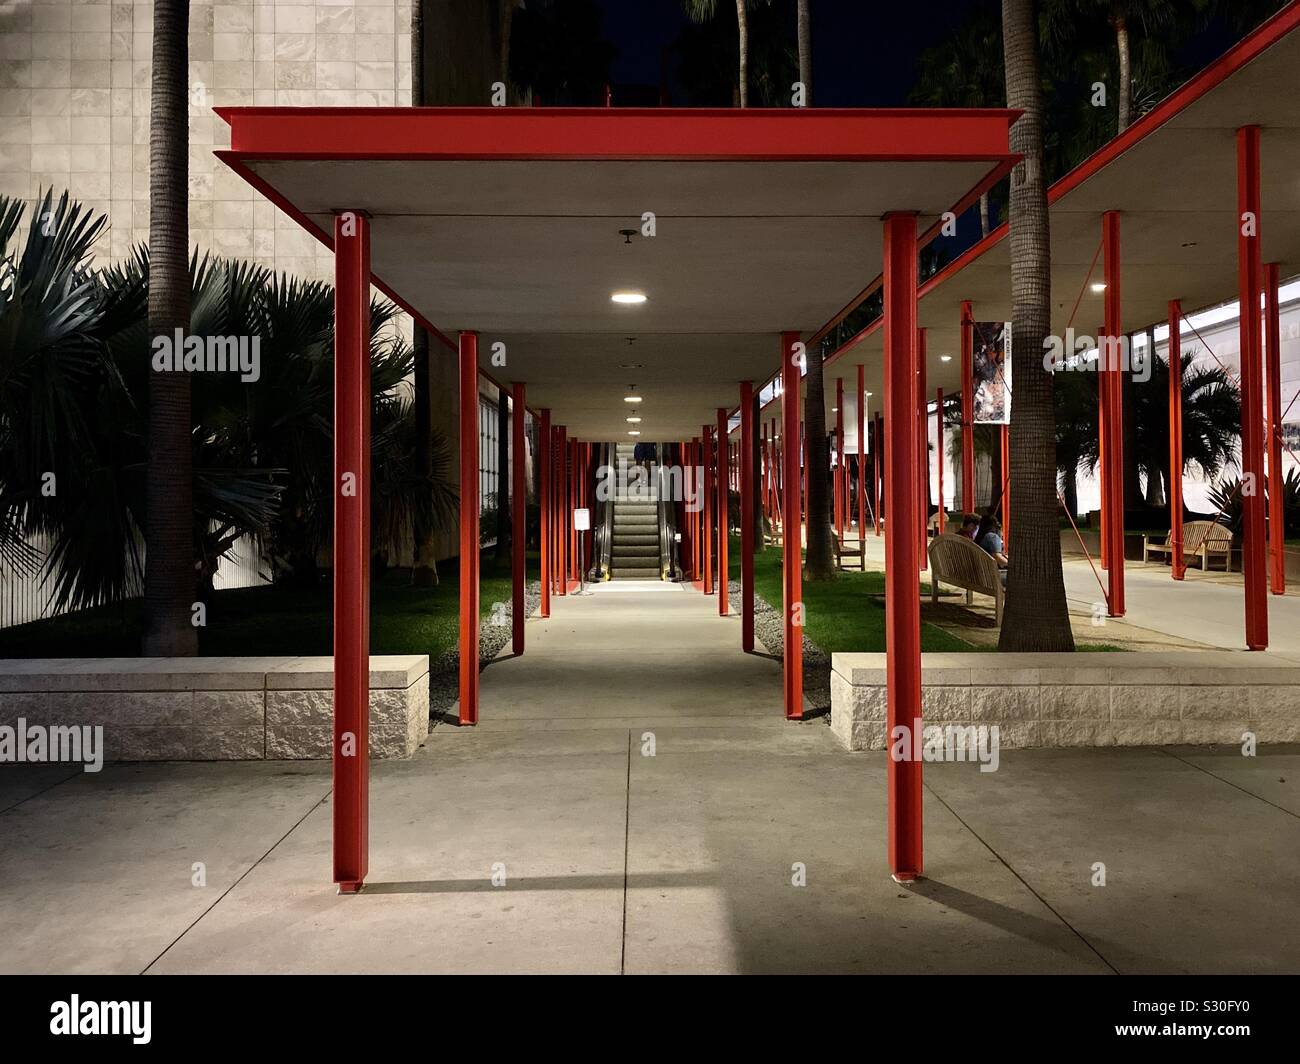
[830,651,1300,751]
[0,655,429,759]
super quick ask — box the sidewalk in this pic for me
[2,580,1298,973]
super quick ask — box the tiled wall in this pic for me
[0,0,410,281]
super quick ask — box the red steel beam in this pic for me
[740,382,755,650]
[781,332,804,720]
[332,210,370,893]
[1237,126,1268,649]
[717,408,730,614]
[538,409,551,617]
[1265,261,1285,596]
[1103,212,1126,617]
[458,331,481,725]
[511,383,526,653]
[1168,303,1185,580]
[960,300,975,513]
[883,213,922,881]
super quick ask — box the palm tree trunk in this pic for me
[1114,12,1132,133]
[803,344,835,580]
[736,0,749,108]
[999,0,1074,651]
[796,0,812,103]
[409,3,439,585]
[143,0,197,656]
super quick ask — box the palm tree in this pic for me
[682,0,754,107]
[1000,0,1074,651]
[912,6,1005,236]
[142,0,196,655]
[796,0,812,102]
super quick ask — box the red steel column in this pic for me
[458,331,480,726]
[332,209,370,892]
[781,331,803,720]
[960,300,975,513]
[917,328,928,561]
[740,382,755,649]
[1103,212,1126,617]
[835,377,845,549]
[936,388,944,530]
[1266,261,1285,596]
[717,408,730,614]
[883,213,922,882]
[1237,126,1268,648]
[511,383,527,653]
[703,424,715,595]
[538,409,551,616]
[857,363,867,548]
[691,437,701,582]
[873,413,882,536]
[557,426,569,595]
[1098,339,1109,571]
[1167,304,1185,580]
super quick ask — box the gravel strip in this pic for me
[727,578,832,717]
[429,579,542,724]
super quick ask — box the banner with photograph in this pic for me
[973,321,1012,425]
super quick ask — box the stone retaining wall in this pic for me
[831,651,1300,750]
[0,656,429,761]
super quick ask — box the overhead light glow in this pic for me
[626,416,641,423]
[628,430,641,436]
[623,395,642,403]
[1091,282,1107,293]
[940,354,953,363]
[611,291,647,304]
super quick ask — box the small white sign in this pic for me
[573,508,590,531]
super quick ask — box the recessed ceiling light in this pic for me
[620,362,642,369]
[628,430,641,436]
[831,407,838,412]
[623,395,642,403]
[626,416,641,423]
[865,391,873,397]
[611,291,647,305]
[940,354,953,363]
[1091,282,1107,293]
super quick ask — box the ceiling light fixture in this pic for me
[628,430,641,436]
[611,291,647,305]
[623,395,642,403]
[1091,282,1107,293]
[940,354,953,363]
[626,416,641,423]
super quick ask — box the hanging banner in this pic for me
[973,321,1012,424]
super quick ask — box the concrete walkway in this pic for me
[2,580,1299,973]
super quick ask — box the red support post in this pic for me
[1167,304,1185,580]
[740,382,755,650]
[557,425,568,596]
[458,331,480,726]
[917,328,928,567]
[1098,331,1109,571]
[1237,126,1268,648]
[936,388,944,530]
[801,420,809,547]
[511,383,526,654]
[538,409,551,617]
[1103,212,1126,617]
[703,424,715,595]
[717,408,729,614]
[857,363,867,557]
[569,437,579,585]
[781,331,804,721]
[835,377,845,550]
[884,213,922,881]
[691,437,701,583]
[960,300,975,514]
[873,413,882,537]
[332,209,370,893]
[1265,261,1285,596]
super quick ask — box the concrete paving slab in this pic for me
[923,747,1300,973]
[0,764,82,812]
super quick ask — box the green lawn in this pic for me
[0,550,524,662]
[728,537,974,653]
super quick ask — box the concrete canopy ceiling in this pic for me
[801,5,1300,435]
[217,107,1017,442]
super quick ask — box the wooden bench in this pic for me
[927,533,1005,625]
[1143,519,1233,571]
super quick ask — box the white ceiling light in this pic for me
[1091,282,1107,293]
[940,354,953,362]
[628,430,641,436]
[626,416,641,423]
[623,395,642,403]
[611,291,647,305]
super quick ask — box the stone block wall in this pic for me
[0,655,429,760]
[830,651,1300,751]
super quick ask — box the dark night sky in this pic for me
[594,0,986,106]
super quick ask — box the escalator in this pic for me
[592,442,679,581]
